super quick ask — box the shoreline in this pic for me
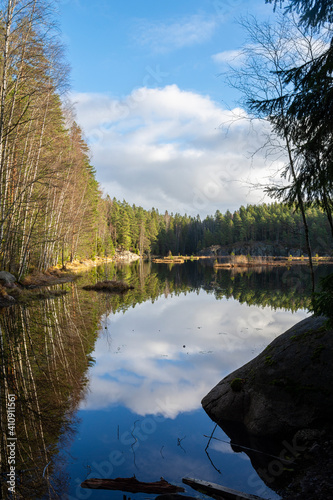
[0,252,140,307]
[1,254,333,307]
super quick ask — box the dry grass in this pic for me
[1,271,72,307]
[21,268,76,287]
[64,257,114,272]
[153,258,185,264]
[214,254,333,269]
[153,255,207,264]
[10,287,68,304]
[0,284,10,298]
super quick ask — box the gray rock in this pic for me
[0,271,16,285]
[202,315,333,438]
[114,250,140,262]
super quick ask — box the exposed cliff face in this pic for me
[114,250,140,262]
[202,315,333,499]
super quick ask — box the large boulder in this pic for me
[114,250,140,262]
[202,315,333,438]
[0,271,17,286]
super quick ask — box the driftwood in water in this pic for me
[182,477,265,500]
[81,476,185,494]
[82,280,134,292]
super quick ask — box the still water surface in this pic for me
[1,260,329,499]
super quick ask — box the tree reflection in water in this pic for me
[0,260,331,498]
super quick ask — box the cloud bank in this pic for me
[72,84,280,217]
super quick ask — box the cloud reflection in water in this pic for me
[80,290,309,418]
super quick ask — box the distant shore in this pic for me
[213,255,333,268]
[151,254,333,267]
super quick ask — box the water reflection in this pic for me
[0,287,114,499]
[82,292,308,418]
[106,259,328,313]
[0,261,330,499]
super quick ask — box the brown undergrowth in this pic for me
[0,284,11,299]
[20,268,77,287]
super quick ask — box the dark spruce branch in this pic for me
[266,0,333,28]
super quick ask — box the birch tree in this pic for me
[0,0,106,275]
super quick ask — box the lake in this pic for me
[0,260,330,499]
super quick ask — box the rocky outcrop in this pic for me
[0,271,17,286]
[202,315,333,438]
[114,250,140,262]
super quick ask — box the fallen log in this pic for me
[182,477,265,500]
[81,476,185,494]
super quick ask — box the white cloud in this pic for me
[72,84,282,218]
[133,14,217,53]
[212,49,244,66]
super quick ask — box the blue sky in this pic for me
[59,0,280,217]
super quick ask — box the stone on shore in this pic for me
[202,315,333,438]
[0,271,17,286]
[202,315,333,499]
[114,250,140,262]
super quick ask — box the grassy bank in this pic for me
[213,255,333,268]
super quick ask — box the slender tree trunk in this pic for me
[284,130,315,292]
[321,189,333,240]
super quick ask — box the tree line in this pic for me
[106,198,332,257]
[0,279,111,498]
